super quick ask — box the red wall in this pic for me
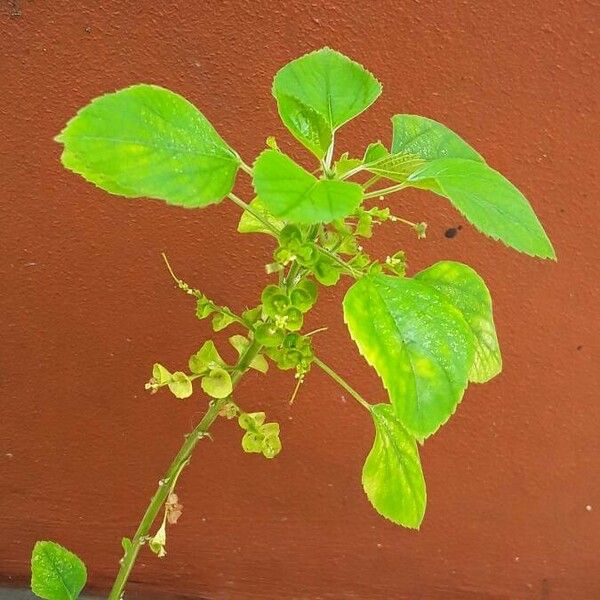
[2,2,599,598]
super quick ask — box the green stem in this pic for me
[162,253,247,328]
[339,164,364,180]
[313,357,372,411]
[362,175,381,190]
[322,134,336,177]
[239,161,253,176]
[107,339,262,600]
[392,215,418,228]
[363,182,408,199]
[317,245,362,278]
[228,195,360,279]
[227,193,280,236]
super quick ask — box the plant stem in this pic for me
[107,339,262,600]
[162,253,247,328]
[362,175,381,190]
[322,134,336,177]
[313,357,372,412]
[227,193,280,236]
[239,161,253,176]
[228,195,360,279]
[317,245,363,278]
[363,182,408,199]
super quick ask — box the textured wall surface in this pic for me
[2,1,599,598]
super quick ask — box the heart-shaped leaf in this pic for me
[343,274,475,439]
[201,367,233,399]
[273,48,381,158]
[168,372,193,399]
[57,84,240,207]
[188,341,225,375]
[253,150,363,224]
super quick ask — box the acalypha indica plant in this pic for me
[30,48,554,600]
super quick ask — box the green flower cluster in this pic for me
[274,224,342,286]
[238,412,282,459]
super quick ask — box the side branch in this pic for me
[313,357,372,411]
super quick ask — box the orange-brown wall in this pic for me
[2,2,599,598]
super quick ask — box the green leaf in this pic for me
[274,94,332,159]
[362,404,426,529]
[120,538,133,556]
[188,340,224,375]
[260,422,280,436]
[360,140,425,183]
[201,367,233,398]
[408,159,556,259]
[266,136,279,150]
[238,411,266,430]
[237,197,285,236]
[363,141,388,163]
[242,306,262,326]
[31,541,87,600]
[152,363,171,385]
[212,312,236,332]
[168,372,193,399]
[228,334,248,355]
[334,152,362,177]
[56,84,240,207]
[391,115,483,162]
[195,297,215,320]
[241,430,263,453]
[364,152,425,183]
[415,261,502,383]
[273,48,381,158]
[343,274,475,439]
[250,354,269,374]
[253,150,363,224]
[262,433,282,459]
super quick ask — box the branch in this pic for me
[313,357,372,411]
[363,182,409,200]
[107,340,262,600]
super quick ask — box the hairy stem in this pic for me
[107,339,262,600]
[313,357,372,411]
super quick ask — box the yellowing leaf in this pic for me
[415,261,502,383]
[362,404,426,528]
[343,274,475,439]
[57,84,240,208]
